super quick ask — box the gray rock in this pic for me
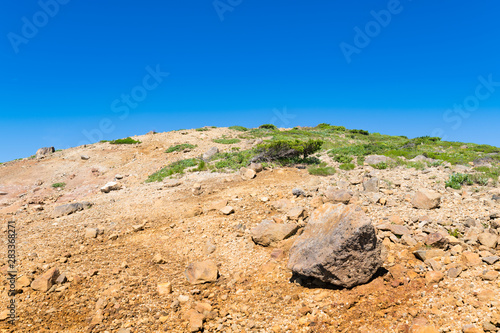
[52,203,87,218]
[389,225,411,237]
[325,188,352,204]
[81,155,90,160]
[202,147,219,161]
[249,163,263,173]
[363,177,380,193]
[100,182,122,193]
[0,192,7,196]
[288,203,383,288]
[240,167,256,180]
[250,220,299,247]
[36,147,55,159]
[482,256,500,265]
[55,273,67,284]
[365,155,392,165]
[292,188,306,197]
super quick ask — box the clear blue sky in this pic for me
[1,0,499,162]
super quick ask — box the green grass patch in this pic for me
[339,163,355,171]
[371,162,388,170]
[229,126,248,132]
[52,182,66,189]
[146,158,199,182]
[308,165,336,176]
[165,143,197,153]
[213,137,241,144]
[213,150,255,170]
[110,137,141,145]
[445,173,473,190]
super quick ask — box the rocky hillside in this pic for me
[0,125,500,333]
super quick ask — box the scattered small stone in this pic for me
[292,188,306,197]
[250,220,299,247]
[478,232,498,249]
[249,163,263,173]
[185,260,219,284]
[363,178,380,193]
[482,256,500,265]
[157,282,172,295]
[100,182,122,193]
[85,228,98,239]
[219,206,235,215]
[81,155,90,160]
[152,253,166,264]
[240,167,256,180]
[412,189,441,209]
[31,267,60,292]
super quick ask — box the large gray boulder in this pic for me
[288,203,383,288]
[364,155,392,165]
[202,147,219,161]
[36,147,55,159]
[52,202,92,218]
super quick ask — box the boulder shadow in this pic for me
[289,267,388,290]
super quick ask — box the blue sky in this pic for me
[1,0,499,162]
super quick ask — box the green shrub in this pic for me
[196,127,210,131]
[100,140,110,143]
[259,124,277,130]
[255,139,323,163]
[213,150,255,170]
[406,161,426,170]
[229,126,248,132]
[110,137,141,144]
[308,165,336,176]
[445,173,473,189]
[213,138,241,144]
[146,159,199,182]
[165,143,197,153]
[371,162,388,170]
[333,155,353,164]
[52,182,66,188]
[315,123,333,130]
[349,129,369,136]
[339,163,355,170]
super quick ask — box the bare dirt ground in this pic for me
[0,128,499,333]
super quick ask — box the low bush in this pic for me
[229,126,248,131]
[445,173,473,189]
[339,163,355,170]
[259,124,277,130]
[254,139,323,163]
[165,143,197,153]
[110,137,141,144]
[146,159,198,182]
[52,182,66,188]
[213,138,241,144]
